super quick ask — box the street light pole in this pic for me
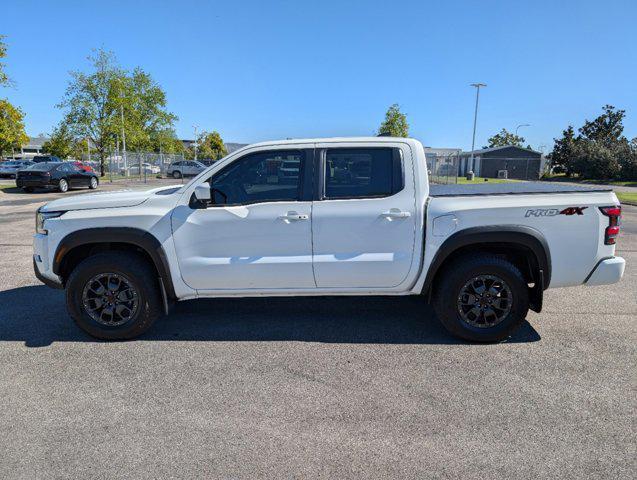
[120,104,127,175]
[515,123,530,137]
[193,125,199,161]
[469,83,487,173]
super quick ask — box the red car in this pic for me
[72,161,94,173]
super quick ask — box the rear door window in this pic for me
[323,148,403,199]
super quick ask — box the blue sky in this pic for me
[2,0,636,151]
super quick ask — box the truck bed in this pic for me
[429,182,613,197]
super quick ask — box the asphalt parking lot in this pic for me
[0,180,635,479]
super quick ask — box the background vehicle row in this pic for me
[16,162,99,192]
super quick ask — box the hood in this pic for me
[40,184,182,212]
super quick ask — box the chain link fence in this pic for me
[81,151,187,182]
[426,151,460,184]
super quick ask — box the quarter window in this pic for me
[323,148,403,199]
[210,150,305,205]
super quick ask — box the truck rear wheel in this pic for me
[65,252,163,340]
[433,254,529,342]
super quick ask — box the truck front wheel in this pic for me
[433,254,529,342]
[65,252,163,340]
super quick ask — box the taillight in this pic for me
[600,205,621,245]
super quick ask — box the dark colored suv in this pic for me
[16,162,99,193]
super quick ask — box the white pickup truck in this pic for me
[33,137,625,342]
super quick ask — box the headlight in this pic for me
[36,209,65,235]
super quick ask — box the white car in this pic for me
[122,163,161,175]
[166,160,206,179]
[33,137,625,341]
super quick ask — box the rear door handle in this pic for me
[279,211,309,221]
[381,209,411,219]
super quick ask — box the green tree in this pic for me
[0,99,28,156]
[549,126,577,175]
[579,105,625,148]
[58,48,177,176]
[487,128,525,148]
[0,35,10,87]
[150,127,185,155]
[113,68,178,152]
[193,130,227,160]
[378,104,409,137]
[551,105,635,180]
[570,141,622,179]
[41,122,84,159]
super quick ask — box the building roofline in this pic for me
[461,145,541,155]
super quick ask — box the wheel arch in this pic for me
[53,227,176,302]
[423,225,551,312]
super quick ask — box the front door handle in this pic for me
[279,211,309,221]
[381,209,411,219]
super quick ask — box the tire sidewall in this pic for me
[436,260,529,342]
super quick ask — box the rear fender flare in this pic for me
[422,225,552,294]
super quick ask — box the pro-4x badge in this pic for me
[525,207,588,217]
[559,206,588,216]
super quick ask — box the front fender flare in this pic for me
[53,227,176,301]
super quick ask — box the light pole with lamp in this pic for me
[469,83,487,175]
[192,125,199,161]
[515,123,530,137]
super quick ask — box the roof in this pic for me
[243,136,423,148]
[26,136,49,147]
[424,147,461,156]
[461,145,541,156]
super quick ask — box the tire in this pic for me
[65,252,163,340]
[433,254,529,342]
[89,176,98,189]
[58,178,69,193]
[172,170,182,179]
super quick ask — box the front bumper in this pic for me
[33,257,63,289]
[33,233,63,289]
[585,257,626,286]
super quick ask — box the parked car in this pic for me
[71,161,94,173]
[16,162,99,193]
[121,163,161,175]
[32,155,62,163]
[436,162,457,177]
[33,137,625,341]
[0,160,34,178]
[167,160,206,178]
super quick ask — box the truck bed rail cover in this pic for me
[429,182,613,197]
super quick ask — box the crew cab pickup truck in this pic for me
[33,137,625,341]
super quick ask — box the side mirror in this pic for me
[194,183,211,203]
